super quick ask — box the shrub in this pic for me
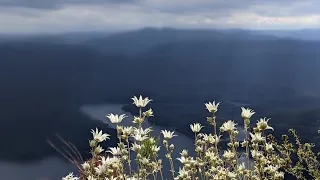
[62,95,320,180]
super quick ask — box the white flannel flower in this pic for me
[94,145,104,155]
[223,149,235,160]
[190,123,204,133]
[275,171,285,179]
[251,150,263,158]
[264,165,280,173]
[176,156,188,164]
[121,126,134,139]
[101,156,120,166]
[107,147,122,156]
[87,175,96,180]
[131,143,142,151]
[213,135,222,144]
[256,117,274,131]
[143,108,154,117]
[133,133,148,142]
[205,151,217,161]
[241,107,255,119]
[175,167,190,179]
[123,126,133,134]
[228,171,237,178]
[106,113,127,124]
[131,95,152,108]
[90,128,110,142]
[126,177,139,180]
[180,149,188,157]
[151,145,160,153]
[161,130,177,139]
[62,173,79,180]
[134,127,153,136]
[141,157,150,165]
[202,134,218,144]
[205,101,220,113]
[220,120,237,132]
[250,132,265,143]
[265,143,274,151]
[81,161,90,171]
[133,116,143,124]
[95,164,107,175]
[238,162,246,171]
[105,177,117,180]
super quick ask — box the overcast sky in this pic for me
[0,0,319,33]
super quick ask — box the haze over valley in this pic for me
[1,0,320,179]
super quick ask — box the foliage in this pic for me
[62,95,320,180]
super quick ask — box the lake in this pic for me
[0,102,248,180]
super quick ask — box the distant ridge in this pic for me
[253,29,320,41]
[84,27,280,55]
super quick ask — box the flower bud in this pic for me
[169,144,174,150]
[122,155,128,161]
[163,140,168,146]
[136,154,142,159]
[89,140,96,148]
[141,169,147,175]
[207,117,215,125]
[265,143,274,152]
[141,158,149,165]
[118,142,125,149]
[94,146,103,155]
[149,138,155,144]
[252,143,258,149]
[234,141,239,147]
[232,160,237,164]
[116,125,123,133]
[196,146,203,153]
[241,140,248,147]
[165,153,171,159]
[81,162,90,171]
[133,116,143,124]
[122,135,129,141]
[181,149,188,157]
[121,149,128,155]
[143,108,154,117]
[234,130,239,136]
[107,169,114,174]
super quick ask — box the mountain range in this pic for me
[0,28,320,162]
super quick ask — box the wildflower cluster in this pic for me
[62,95,320,180]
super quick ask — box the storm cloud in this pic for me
[0,0,133,9]
[0,0,319,33]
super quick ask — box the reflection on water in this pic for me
[80,103,249,177]
[80,104,196,155]
[81,103,197,177]
[0,103,249,180]
[0,157,76,180]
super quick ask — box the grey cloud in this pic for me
[0,0,132,9]
[0,0,318,33]
[0,0,318,18]
[140,0,319,17]
[0,0,57,9]
[147,0,253,14]
[240,0,320,17]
